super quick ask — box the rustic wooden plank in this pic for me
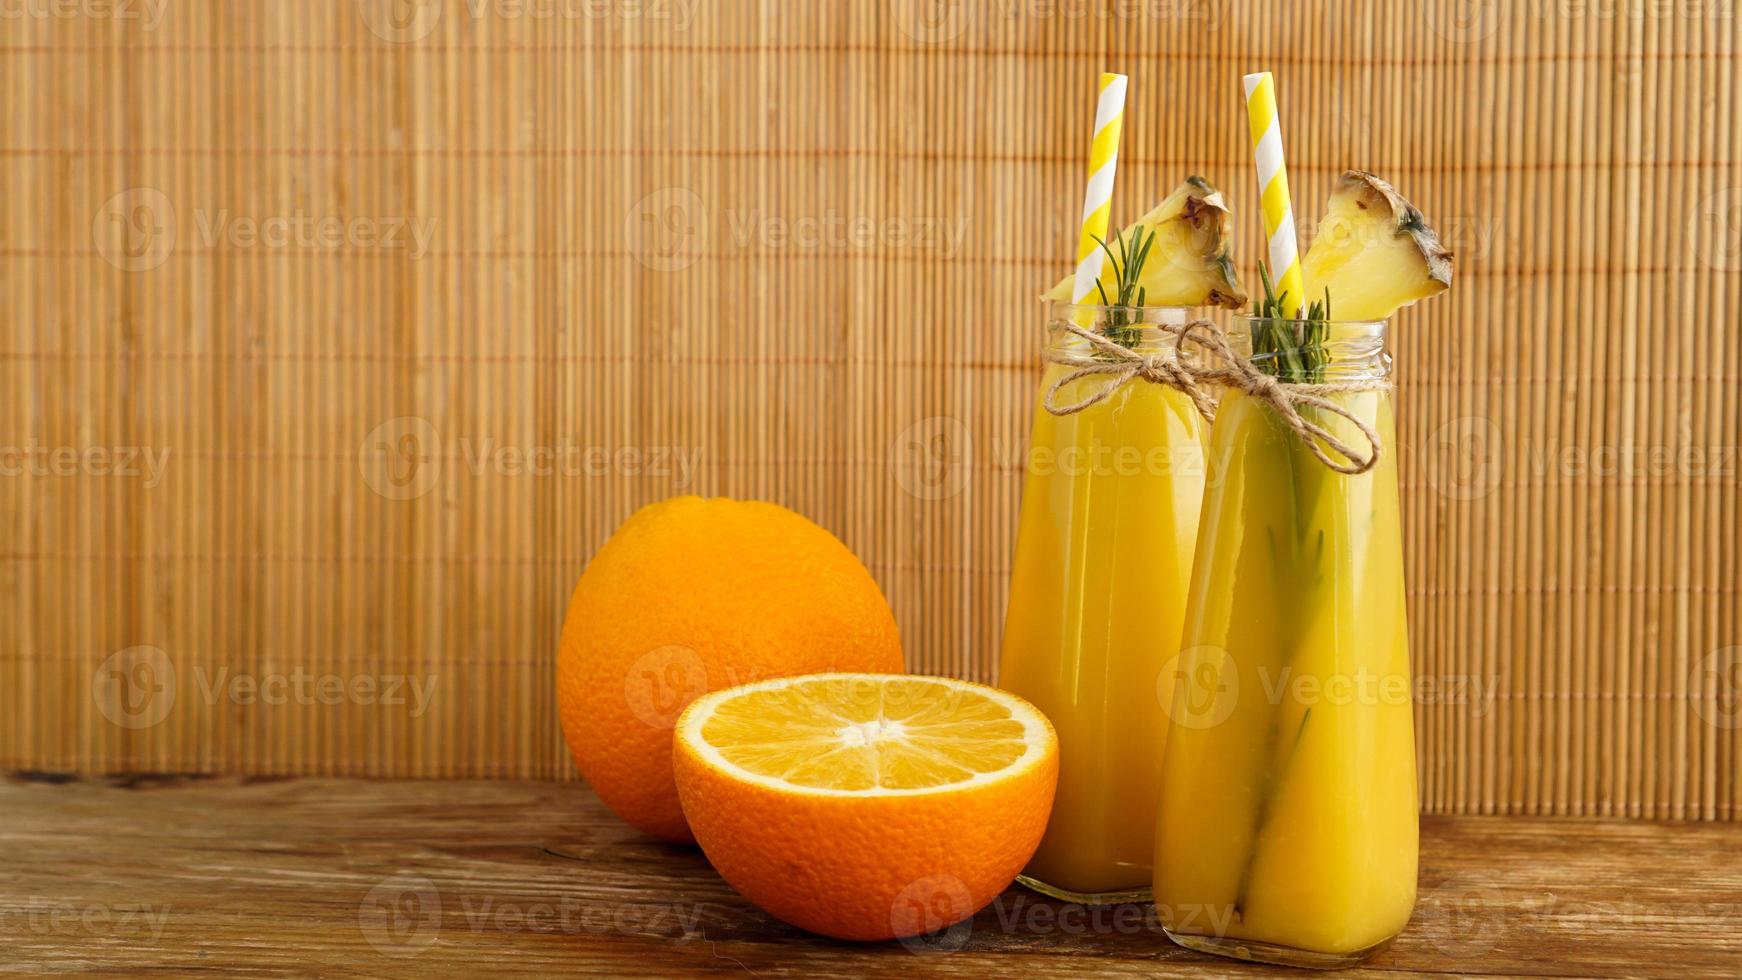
[0,775,1735,977]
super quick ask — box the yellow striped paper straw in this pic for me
[1243,71,1304,317]
[1072,72,1128,303]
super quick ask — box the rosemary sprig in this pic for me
[1227,271,1341,920]
[1088,225,1156,349]
[1232,707,1312,920]
[1249,262,1333,383]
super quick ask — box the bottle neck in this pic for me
[1227,317,1392,383]
[1043,304,1193,357]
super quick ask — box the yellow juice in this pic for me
[999,318,1206,902]
[1153,382,1417,964]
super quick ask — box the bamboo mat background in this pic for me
[1,1,1737,819]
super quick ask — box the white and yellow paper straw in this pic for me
[1072,72,1128,304]
[1243,71,1304,317]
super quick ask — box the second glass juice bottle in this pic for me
[1153,317,1417,966]
[998,302,1205,903]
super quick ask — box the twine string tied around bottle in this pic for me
[1040,319,1389,476]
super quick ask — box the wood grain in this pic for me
[1,773,1738,978]
[0,2,1737,818]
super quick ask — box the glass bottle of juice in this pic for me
[998,302,1207,904]
[1153,316,1416,967]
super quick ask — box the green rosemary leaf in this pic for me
[1132,228,1155,277]
[1095,235,1124,293]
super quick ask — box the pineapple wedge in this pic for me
[1043,176,1247,309]
[1301,171,1453,321]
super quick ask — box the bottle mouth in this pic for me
[1043,302,1193,355]
[1231,314,1386,334]
[1230,315,1391,382]
[1038,307,1393,381]
[1046,301,1192,323]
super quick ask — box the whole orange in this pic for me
[557,496,904,842]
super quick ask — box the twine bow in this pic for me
[1041,319,1390,476]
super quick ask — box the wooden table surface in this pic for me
[2,773,1737,978]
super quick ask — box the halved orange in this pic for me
[672,673,1057,941]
